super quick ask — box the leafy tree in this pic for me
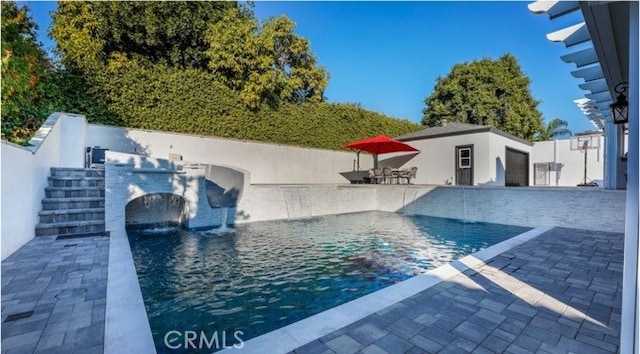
[536,118,572,141]
[1,1,58,143]
[206,7,328,108]
[50,1,236,72]
[422,54,544,141]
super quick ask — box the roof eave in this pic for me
[398,127,533,146]
[579,1,628,99]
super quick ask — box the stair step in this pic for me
[36,167,108,237]
[38,208,105,223]
[35,220,105,237]
[56,231,110,240]
[36,220,105,228]
[45,187,105,198]
[50,168,105,178]
[39,207,105,215]
[48,177,104,188]
[42,197,105,210]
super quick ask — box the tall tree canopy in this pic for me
[206,7,329,108]
[1,1,58,143]
[422,54,544,141]
[51,2,328,110]
[51,1,236,72]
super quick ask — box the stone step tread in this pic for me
[55,231,110,239]
[45,186,104,190]
[51,168,101,171]
[48,176,105,180]
[38,208,105,216]
[36,220,105,229]
[42,197,105,202]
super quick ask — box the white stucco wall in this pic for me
[1,113,88,260]
[1,143,37,260]
[531,137,604,187]
[87,125,370,184]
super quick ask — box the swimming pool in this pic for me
[127,211,530,352]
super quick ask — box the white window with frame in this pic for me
[458,147,472,168]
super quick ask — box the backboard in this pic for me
[570,135,600,151]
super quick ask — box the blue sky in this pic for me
[22,1,595,134]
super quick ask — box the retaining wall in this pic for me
[87,125,368,184]
[236,184,626,233]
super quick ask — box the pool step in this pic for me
[36,168,107,238]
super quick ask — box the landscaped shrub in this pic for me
[99,59,422,150]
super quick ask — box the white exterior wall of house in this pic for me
[381,132,491,185]
[384,131,532,186]
[86,125,370,185]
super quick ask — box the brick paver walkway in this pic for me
[290,228,623,354]
[1,235,108,354]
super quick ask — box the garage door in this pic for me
[505,147,529,187]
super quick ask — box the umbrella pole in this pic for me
[374,154,378,169]
[357,151,360,171]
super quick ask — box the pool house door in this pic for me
[455,145,473,186]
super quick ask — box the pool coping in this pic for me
[104,226,156,354]
[104,224,552,354]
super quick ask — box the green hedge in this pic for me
[94,60,422,150]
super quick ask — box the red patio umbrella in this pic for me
[344,135,419,154]
[344,135,419,169]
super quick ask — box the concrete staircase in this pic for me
[35,168,106,238]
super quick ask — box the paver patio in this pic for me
[1,235,108,354]
[290,227,623,354]
[0,227,622,353]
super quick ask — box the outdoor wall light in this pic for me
[610,82,629,124]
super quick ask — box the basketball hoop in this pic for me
[570,134,601,187]
[570,135,600,151]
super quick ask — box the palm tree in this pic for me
[536,118,572,141]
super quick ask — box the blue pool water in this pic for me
[127,211,530,352]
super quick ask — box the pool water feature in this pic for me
[127,211,530,352]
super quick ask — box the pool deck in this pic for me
[0,227,623,353]
[1,235,108,353]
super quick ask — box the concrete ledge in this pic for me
[225,226,552,353]
[104,227,155,354]
[131,168,186,174]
